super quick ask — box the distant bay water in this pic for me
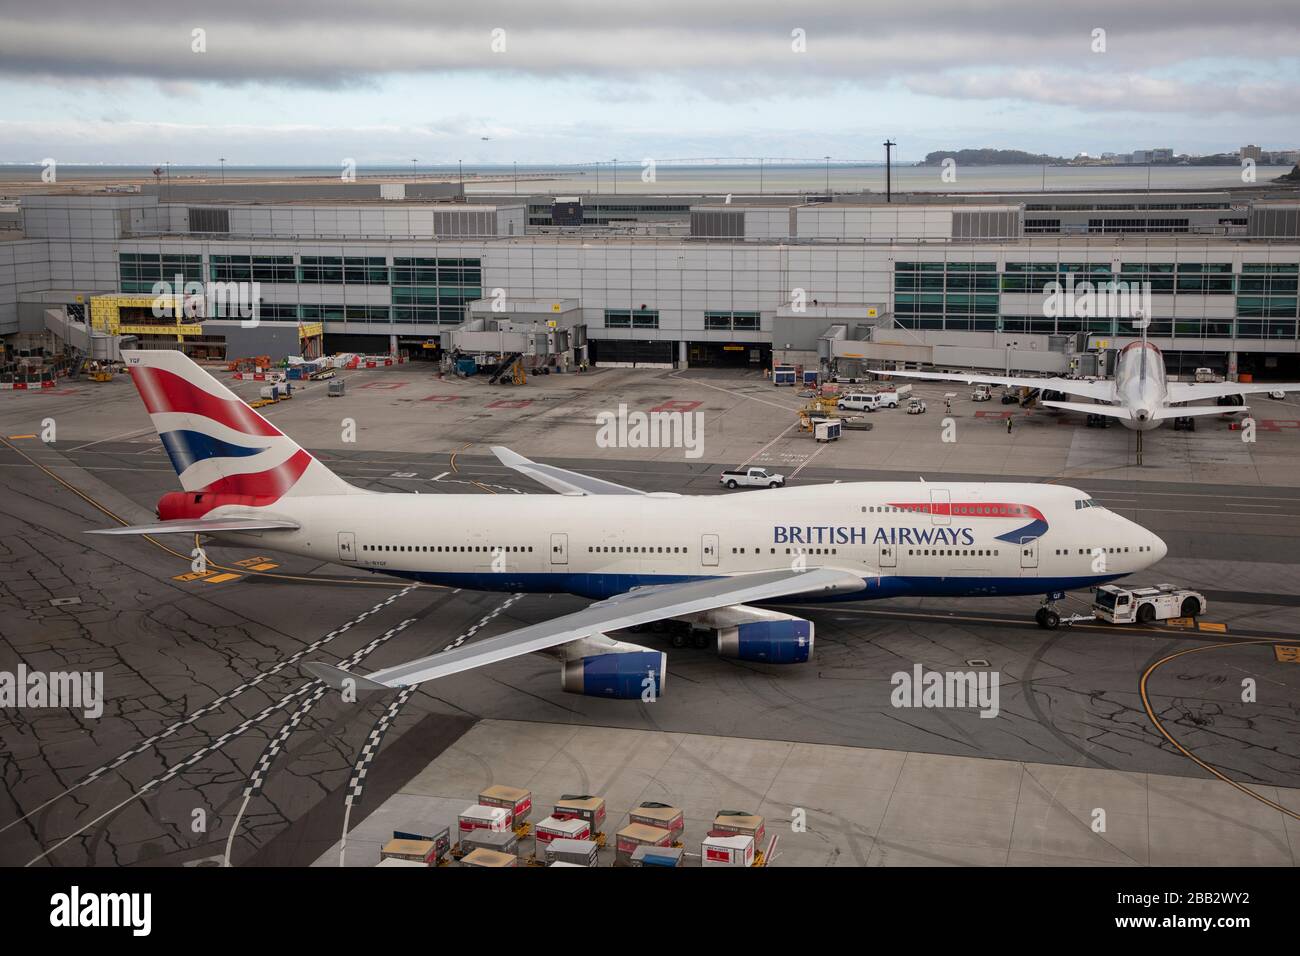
[0,162,1292,195]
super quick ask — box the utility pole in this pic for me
[883,140,896,202]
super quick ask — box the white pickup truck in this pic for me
[720,466,786,489]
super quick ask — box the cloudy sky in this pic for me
[1,0,1297,165]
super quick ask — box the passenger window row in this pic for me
[363,544,534,553]
[587,545,687,554]
[907,549,1000,557]
[1056,546,1151,555]
[731,547,839,555]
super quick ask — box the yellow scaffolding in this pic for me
[89,294,203,342]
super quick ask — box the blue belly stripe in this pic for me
[371,569,1127,601]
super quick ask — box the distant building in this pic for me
[1241,145,1262,162]
[1150,148,1174,163]
[1131,150,1148,164]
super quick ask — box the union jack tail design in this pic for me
[122,349,356,499]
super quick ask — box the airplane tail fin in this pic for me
[121,349,358,498]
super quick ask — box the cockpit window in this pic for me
[1074,498,1104,510]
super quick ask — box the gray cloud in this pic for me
[0,0,1296,93]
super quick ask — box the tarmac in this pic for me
[1,360,1297,867]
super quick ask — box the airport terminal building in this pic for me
[2,184,1299,380]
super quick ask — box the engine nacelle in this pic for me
[709,608,814,664]
[560,636,665,700]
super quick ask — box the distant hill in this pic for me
[1275,164,1300,183]
[922,148,1066,166]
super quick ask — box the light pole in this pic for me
[884,140,896,202]
[759,157,764,195]
[513,161,517,195]
[824,155,830,193]
[219,157,226,184]
[612,158,617,194]
[411,158,417,179]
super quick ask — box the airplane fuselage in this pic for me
[1113,340,1168,430]
[218,480,1166,601]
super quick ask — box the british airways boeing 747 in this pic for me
[90,350,1167,700]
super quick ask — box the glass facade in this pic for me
[704,311,761,331]
[1237,264,1299,338]
[118,253,485,327]
[894,261,998,330]
[119,253,202,293]
[389,257,481,325]
[605,309,660,329]
[893,259,1299,338]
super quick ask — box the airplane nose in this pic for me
[1151,534,1167,562]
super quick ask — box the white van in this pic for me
[837,392,884,412]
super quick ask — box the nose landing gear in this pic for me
[1034,591,1093,629]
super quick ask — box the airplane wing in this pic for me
[1153,404,1247,420]
[303,566,866,690]
[491,446,655,496]
[883,369,1116,402]
[1042,400,1131,420]
[1166,382,1300,403]
[87,517,300,535]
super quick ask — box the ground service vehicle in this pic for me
[1093,584,1206,624]
[838,392,884,412]
[907,399,927,414]
[972,384,992,401]
[719,466,786,489]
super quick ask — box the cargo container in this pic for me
[375,857,428,867]
[457,804,511,843]
[615,822,674,866]
[630,803,684,841]
[630,845,684,868]
[393,827,450,864]
[772,364,797,386]
[459,828,519,857]
[380,838,437,865]
[460,848,518,868]
[544,838,599,867]
[533,815,592,856]
[702,833,755,867]
[478,785,532,826]
[554,795,606,832]
[714,811,766,845]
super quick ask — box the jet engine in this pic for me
[560,635,665,700]
[681,606,814,664]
